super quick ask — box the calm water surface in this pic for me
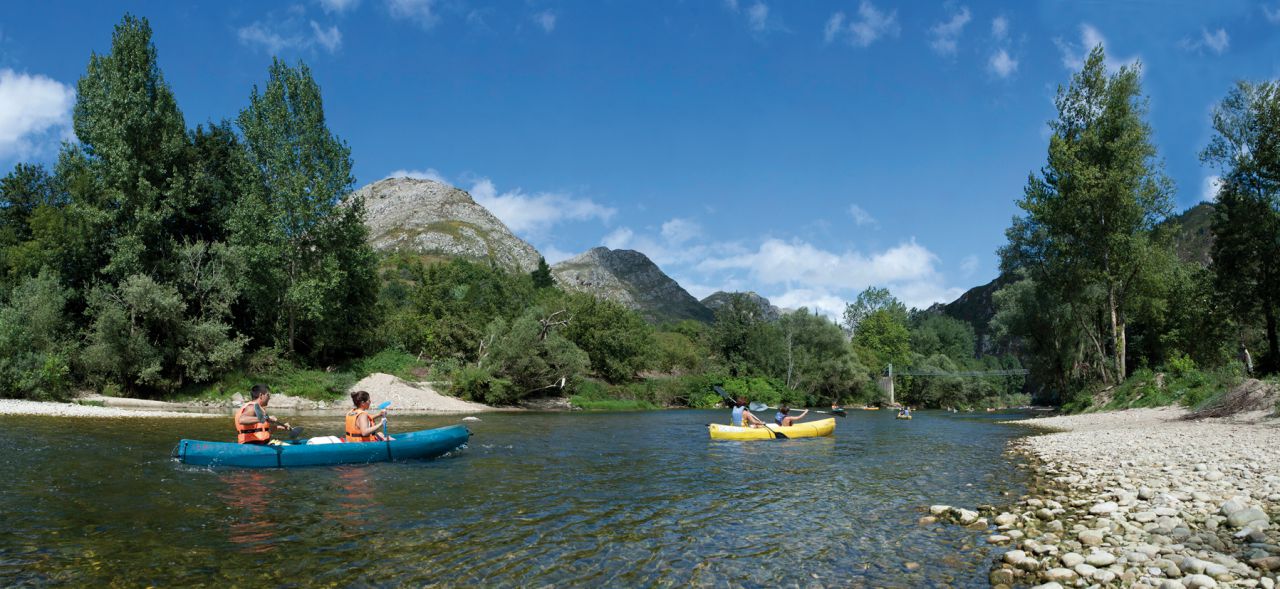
[0,410,1034,587]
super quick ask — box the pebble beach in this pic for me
[933,408,1280,589]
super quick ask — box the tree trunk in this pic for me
[1108,284,1124,384]
[1265,304,1279,374]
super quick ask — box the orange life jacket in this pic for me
[236,402,271,444]
[345,409,380,443]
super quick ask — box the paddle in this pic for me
[749,402,847,418]
[376,401,391,439]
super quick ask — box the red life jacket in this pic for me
[235,402,271,444]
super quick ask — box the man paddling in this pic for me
[236,384,292,445]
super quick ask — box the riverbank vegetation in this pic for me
[992,46,1280,410]
[5,16,1269,412]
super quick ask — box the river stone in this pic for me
[929,505,951,515]
[1091,501,1119,515]
[1261,577,1275,589]
[1074,563,1097,577]
[1004,550,1028,565]
[1159,580,1186,589]
[1204,471,1225,482]
[1202,562,1229,578]
[1036,507,1055,520]
[918,516,937,525]
[1221,498,1249,516]
[1086,550,1117,566]
[1139,487,1155,500]
[1044,567,1076,582]
[1135,511,1159,523]
[1250,556,1280,571]
[987,534,1011,544]
[995,513,1018,526]
[1181,557,1207,574]
[1228,508,1270,528]
[1092,569,1117,583]
[989,568,1015,585]
[1030,583,1063,589]
[1182,574,1217,588]
[956,508,979,524]
[1128,551,1151,563]
[1155,507,1179,517]
[1080,530,1106,546]
[1061,552,1085,567]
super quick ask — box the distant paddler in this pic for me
[235,384,292,445]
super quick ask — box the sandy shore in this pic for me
[0,373,503,418]
[937,408,1280,588]
[0,398,217,418]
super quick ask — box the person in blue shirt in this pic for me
[731,396,766,427]
[774,404,809,426]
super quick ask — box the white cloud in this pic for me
[824,1,899,47]
[848,204,876,227]
[661,218,702,244]
[310,21,343,52]
[928,5,971,56]
[238,16,343,54]
[823,13,845,44]
[988,48,1018,78]
[960,254,979,277]
[540,244,575,265]
[1264,4,1280,23]
[602,227,634,249]
[387,0,439,29]
[1202,175,1222,202]
[469,178,616,235]
[991,16,1009,41]
[319,0,360,14]
[769,288,848,320]
[0,68,75,160]
[724,0,740,12]
[697,238,940,292]
[533,10,556,33]
[386,168,448,183]
[1055,24,1139,72]
[1181,28,1229,55]
[746,2,769,32]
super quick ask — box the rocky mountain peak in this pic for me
[552,247,714,324]
[353,177,542,272]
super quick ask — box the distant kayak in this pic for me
[173,424,471,468]
[708,418,836,441]
[896,415,913,420]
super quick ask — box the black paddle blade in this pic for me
[712,385,732,402]
[831,409,847,417]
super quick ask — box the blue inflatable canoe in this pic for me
[173,424,471,468]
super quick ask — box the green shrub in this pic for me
[568,397,658,411]
[451,365,514,405]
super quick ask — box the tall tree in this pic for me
[1000,46,1172,386]
[842,286,907,336]
[74,14,192,280]
[1201,81,1280,372]
[234,58,377,362]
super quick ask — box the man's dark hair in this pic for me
[250,384,271,400]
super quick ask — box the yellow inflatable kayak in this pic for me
[708,418,836,441]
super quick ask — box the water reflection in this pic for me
[219,471,279,554]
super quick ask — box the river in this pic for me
[0,409,1035,587]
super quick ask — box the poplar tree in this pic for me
[234,58,377,362]
[1000,46,1172,386]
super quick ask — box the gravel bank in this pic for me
[0,399,216,418]
[934,408,1280,588]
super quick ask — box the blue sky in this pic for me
[3,1,1280,317]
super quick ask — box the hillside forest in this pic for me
[0,17,1272,411]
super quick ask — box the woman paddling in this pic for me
[731,396,766,428]
[345,390,389,442]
